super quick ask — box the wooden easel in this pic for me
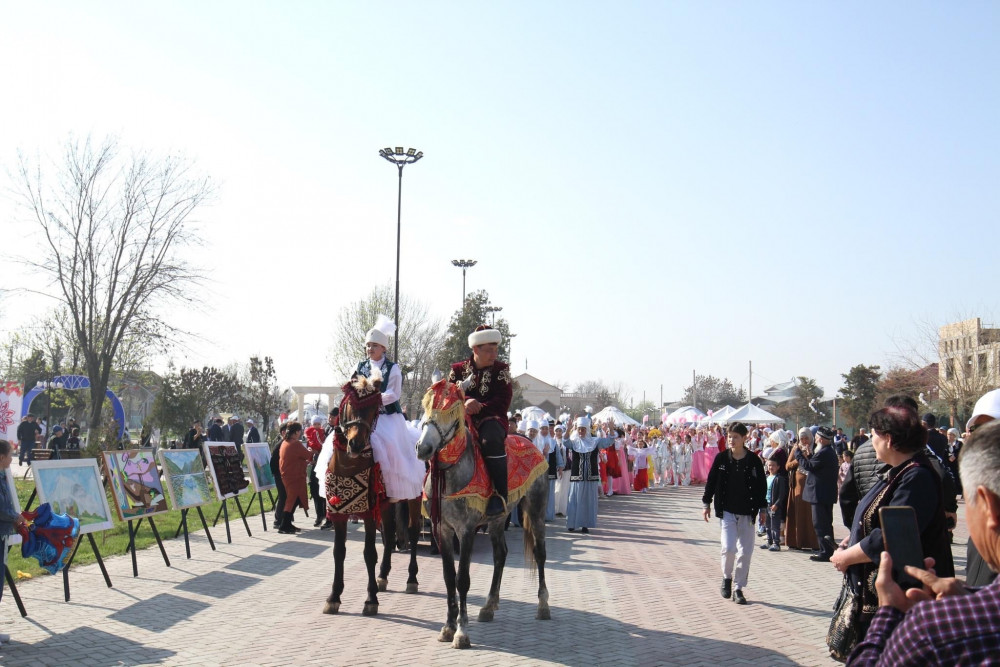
[253,488,275,532]
[4,547,27,617]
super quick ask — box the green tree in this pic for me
[773,376,824,429]
[682,375,747,411]
[237,356,287,435]
[433,290,514,371]
[839,364,882,428]
[150,365,241,438]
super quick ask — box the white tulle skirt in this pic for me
[315,414,425,501]
[371,413,426,499]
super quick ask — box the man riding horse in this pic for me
[448,324,513,516]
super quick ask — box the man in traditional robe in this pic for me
[449,325,512,515]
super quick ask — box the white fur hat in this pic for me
[366,315,397,350]
[468,325,502,348]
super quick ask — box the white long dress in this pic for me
[364,360,426,500]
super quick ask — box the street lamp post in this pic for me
[451,259,477,310]
[379,146,424,361]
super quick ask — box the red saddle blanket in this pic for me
[431,432,548,514]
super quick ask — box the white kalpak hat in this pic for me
[575,415,591,430]
[468,325,502,348]
[967,388,1000,431]
[366,315,397,349]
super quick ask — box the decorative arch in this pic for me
[22,374,126,439]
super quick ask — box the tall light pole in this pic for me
[451,259,477,310]
[36,378,64,451]
[379,146,424,361]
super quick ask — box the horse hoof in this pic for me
[452,632,471,649]
[405,582,419,594]
[323,601,340,615]
[438,627,455,642]
[477,609,494,622]
[362,602,379,616]
[536,607,551,620]
[376,577,388,592]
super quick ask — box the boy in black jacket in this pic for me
[761,450,789,551]
[702,422,767,605]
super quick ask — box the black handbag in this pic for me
[827,575,862,661]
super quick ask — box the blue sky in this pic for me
[1,2,997,405]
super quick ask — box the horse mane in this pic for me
[422,379,467,443]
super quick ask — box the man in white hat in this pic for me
[449,324,513,515]
[245,418,261,444]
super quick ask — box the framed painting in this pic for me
[158,449,213,510]
[31,458,115,534]
[102,450,169,521]
[202,442,250,500]
[1,468,22,546]
[244,443,275,491]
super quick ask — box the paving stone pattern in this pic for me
[0,484,970,666]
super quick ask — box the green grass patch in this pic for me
[8,476,278,580]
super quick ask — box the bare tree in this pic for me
[14,135,213,443]
[329,284,445,415]
[237,355,288,436]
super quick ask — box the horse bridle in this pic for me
[425,415,460,463]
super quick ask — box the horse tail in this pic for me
[521,499,538,581]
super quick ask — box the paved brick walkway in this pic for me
[0,484,970,666]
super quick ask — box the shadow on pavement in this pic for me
[174,571,260,599]
[108,593,211,632]
[264,540,329,558]
[0,626,176,665]
[226,554,297,576]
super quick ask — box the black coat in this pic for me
[230,422,245,446]
[768,473,789,522]
[795,444,839,505]
[207,423,224,441]
[246,426,261,443]
[703,449,767,518]
[850,440,883,498]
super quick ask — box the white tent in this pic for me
[704,405,737,424]
[591,406,641,427]
[725,402,785,425]
[665,405,707,425]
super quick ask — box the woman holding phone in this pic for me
[826,405,953,658]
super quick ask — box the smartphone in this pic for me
[879,506,924,590]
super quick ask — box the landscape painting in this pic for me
[159,449,213,510]
[102,450,169,521]
[245,443,275,491]
[202,442,250,500]
[2,468,22,546]
[32,459,115,534]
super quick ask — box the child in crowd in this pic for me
[838,449,853,490]
[761,450,789,551]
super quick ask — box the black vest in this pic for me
[570,446,600,482]
[356,359,401,415]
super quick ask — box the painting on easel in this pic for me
[159,449,213,510]
[245,443,276,491]
[202,442,250,500]
[32,459,115,534]
[102,450,169,521]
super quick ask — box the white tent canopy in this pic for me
[665,405,707,425]
[704,405,737,424]
[724,402,785,425]
[591,406,641,427]
[518,406,549,423]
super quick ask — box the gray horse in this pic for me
[415,378,550,649]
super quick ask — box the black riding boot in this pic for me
[484,454,508,516]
